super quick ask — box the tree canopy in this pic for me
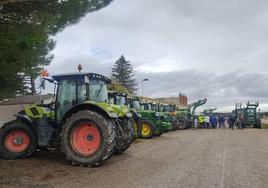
[0,0,113,99]
[112,55,137,94]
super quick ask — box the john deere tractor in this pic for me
[108,91,142,138]
[128,97,165,139]
[156,103,177,131]
[0,73,134,166]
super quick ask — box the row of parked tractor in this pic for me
[0,72,206,167]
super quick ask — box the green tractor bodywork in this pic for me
[234,102,261,128]
[139,102,165,136]
[176,98,207,129]
[155,103,177,131]
[108,91,142,138]
[0,72,134,166]
[128,97,165,138]
[23,105,55,119]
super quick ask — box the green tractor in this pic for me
[128,97,165,139]
[156,103,177,131]
[176,98,207,129]
[234,102,261,128]
[108,91,142,138]
[0,73,134,166]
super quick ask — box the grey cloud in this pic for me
[138,70,268,109]
[46,0,268,111]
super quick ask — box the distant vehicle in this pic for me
[233,102,261,129]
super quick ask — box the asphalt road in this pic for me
[1,128,268,188]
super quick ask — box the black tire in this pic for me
[0,120,37,159]
[254,118,262,129]
[114,118,134,154]
[139,118,155,139]
[61,110,116,167]
[177,117,188,130]
[154,126,164,137]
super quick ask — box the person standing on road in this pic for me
[218,115,221,128]
[210,115,217,128]
[229,114,236,130]
[239,114,245,130]
[205,115,210,129]
[194,116,198,129]
[221,116,226,128]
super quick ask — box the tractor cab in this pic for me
[141,102,152,111]
[52,73,110,121]
[151,103,160,112]
[130,97,141,110]
[108,91,128,107]
[162,104,171,112]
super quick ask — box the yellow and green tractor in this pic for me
[0,73,134,166]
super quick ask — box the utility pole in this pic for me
[141,78,149,98]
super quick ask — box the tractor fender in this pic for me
[14,114,36,132]
[60,103,118,125]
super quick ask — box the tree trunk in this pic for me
[30,76,36,94]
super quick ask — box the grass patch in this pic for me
[262,124,268,129]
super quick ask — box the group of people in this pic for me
[193,113,245,129]
[228,113,245,130]
[194,115,226,129]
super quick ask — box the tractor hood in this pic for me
[85,101,132,118]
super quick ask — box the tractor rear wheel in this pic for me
[0,120,37,159]
[177,117,188,130]
[114,118,134,154]
[61,110,115,167]
[140,118,155,139]
[254,118,262,129]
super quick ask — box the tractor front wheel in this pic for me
[114,118,134,154]
[61,110,115,167]
[140,119,155,139]
[0,120,37,159]
[177,117,188,130]
[255,118,262,129]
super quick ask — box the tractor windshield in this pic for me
[89,80,108,102]
[163,105,170,112]
[133,100,140,110]
[116,95,126,106]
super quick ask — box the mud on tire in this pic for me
[60,110,115,167]
[0,120,37,159]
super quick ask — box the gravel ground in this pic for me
[1,128,268,188]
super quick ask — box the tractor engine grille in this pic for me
[30,107,40,116]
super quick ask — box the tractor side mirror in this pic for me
[41,79,46,90]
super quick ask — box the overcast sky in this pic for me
[47,0,268,112]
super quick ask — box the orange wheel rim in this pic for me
[71,122,101,156]
[5,130,30,153]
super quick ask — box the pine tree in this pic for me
[0,0,113,99]
[112,55,137,94]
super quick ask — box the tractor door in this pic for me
[56,78,88,121]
